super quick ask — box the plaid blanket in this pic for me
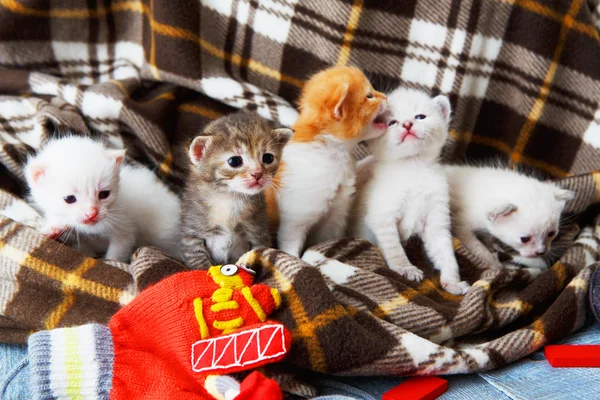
[1,0,600,377]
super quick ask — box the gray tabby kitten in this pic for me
[181,112,292,267]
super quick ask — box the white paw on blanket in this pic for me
[391,264,425,282]
[441,280,471,295]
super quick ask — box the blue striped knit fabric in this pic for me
[28,324,114,400]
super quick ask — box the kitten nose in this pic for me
[402,121,413,130]
[86,207,98,220]
[251,172,263,182]
[536,246,547,256]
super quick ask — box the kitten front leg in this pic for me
[456,225,503,269]
[422,207,470,295]
[308,184,354,246]
[181,230,212,269]
[278,187,331,257]
[206,233,236,265]
[277,218,312,258]
[247,225,272,250]
[370,220,424,282]
[105,233,136,262]
[246,209,272,250]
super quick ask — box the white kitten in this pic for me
[352,88,470,295]
[443,165,574,269]
[26,136,181,262]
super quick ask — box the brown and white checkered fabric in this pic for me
[0,0,600,375]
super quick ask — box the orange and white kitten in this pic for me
[266,66,388,257]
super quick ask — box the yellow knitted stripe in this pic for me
[64,328,82,398]
[213,317,244,333]
[211,287,233,302]
[193,298,210,339]
[210,301,239,312]
[241,287,267,322]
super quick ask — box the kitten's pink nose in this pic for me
[402,121,413,130]
[251,172,263,182]
[85,207,98,220]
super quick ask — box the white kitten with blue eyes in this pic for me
[443,165,573,269]
[352,88,470,295]
[25,136,181,262]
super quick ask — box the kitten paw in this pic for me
[41,226,64,240]
[441,280,470,295]
[391,265,424,282]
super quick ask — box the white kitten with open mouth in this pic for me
[352,88,470,295]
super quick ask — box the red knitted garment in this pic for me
[108,265,291,399]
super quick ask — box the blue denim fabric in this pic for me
[0,344,29,400]
[1,323,598,399]
[310,322,600,400]
[308,373,509,400]
[478,322,600,400]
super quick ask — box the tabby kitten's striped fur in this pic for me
[181,112,292,267]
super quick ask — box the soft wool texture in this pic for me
[352,88,469,295]
[444,165,574,269]
[25,136,181,262]
[266,66,388,257]
[28,267,288,400]
[181,113,292,266]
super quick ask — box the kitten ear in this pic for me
[332,83,349,120]
[554,188,574,202]
[189,136,212,166]
[433,95,451,124]
[106,149,126,168]
[272,128,293,147]
[488,204,518,223]
[25,160,46,184]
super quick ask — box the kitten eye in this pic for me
[366,93,374,99]
[98,190,110,200]
[548,231,556,238]
[520,236,531,243]
[389,120,398,126]
[262,153,275,164]
[63,195,77,204]
[415,114,426,120]
[227,156,243,168]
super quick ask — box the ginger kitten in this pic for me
[181,112,292,267]
[352,88,469,295]
[266,66,388,257]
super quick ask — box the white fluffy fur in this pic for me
[26,136,181,262]
[277,137,360,257]
[352,88,469,295]
[444,165,573,268]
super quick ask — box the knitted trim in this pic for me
[28,324,114,400]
